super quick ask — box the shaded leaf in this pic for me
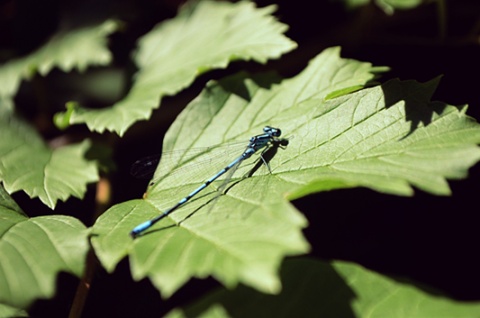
[0,20,117,100]
[92,47,386,297]
[166,258,480,318]
[337,0,423,13]
[0,184,89,309]
[56,0,297,135]
[0,113,99,209]
[376,0,424,14]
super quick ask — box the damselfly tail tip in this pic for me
[130,220,153,238]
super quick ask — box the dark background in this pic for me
[2,0,479,316]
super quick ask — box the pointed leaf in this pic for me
[0,20,118,100]
[0,114,99,209]
[56,0,297,135]
[92,47,386,297]
[166,258,480,317]
[284,77,480,198]
[0,184,89,309]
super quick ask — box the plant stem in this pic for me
[68,177,111,318]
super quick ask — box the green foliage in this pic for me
[0,0,479,316]
[92,47,384,296]
[0,184,89,309]
[287,77,480,197]
[338,0,424,13]
[54,1,297,135]
[166,258,480,317]
[92,46,480,299]
[0,20,117,103]
[0,113,98,209]
[0,303,27,318]
[378,0,425,11]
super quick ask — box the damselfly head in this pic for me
[263,126,281,137]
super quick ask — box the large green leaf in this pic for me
[0,113,99,209]
[94,45,480,299]
[166,258,480,317]
[284,77,480,198]
[55,0,297,135]
[0,20,117,101]
[91,47,392,297]
[0,184,89,309]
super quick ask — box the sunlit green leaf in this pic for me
[0,184,89,309]
[93,46,479,300]
[0,113,99,209]
[286,77,480,198]
[56,0,297,135]
[91,47,391,297]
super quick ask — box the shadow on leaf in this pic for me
[382,77,450,139]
